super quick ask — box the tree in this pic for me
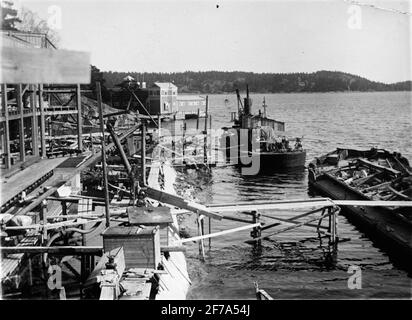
[1,0,21,30]
[82,65,111,103]
[16,6,60,46]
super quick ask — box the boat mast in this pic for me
[244,85,250,115]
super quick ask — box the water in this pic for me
[175,91,412,299]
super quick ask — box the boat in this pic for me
[308,147,412,268]
[222,86,306,171]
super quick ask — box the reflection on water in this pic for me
[175,92,412,299]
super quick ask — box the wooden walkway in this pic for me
[1,157,68,208]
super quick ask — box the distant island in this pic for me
[102,70,411,94]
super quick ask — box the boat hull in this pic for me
[309,172,412,270]
[238,150,306,173]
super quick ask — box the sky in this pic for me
[12,0,412,83]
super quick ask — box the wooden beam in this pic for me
[160,246,186,252]
[357,158,400,176]
[209,200,333,212]
[1,84,11,168]
[146,186,222,220]
[76,84,83,151]
[16,84,25,162]
[97,82,110,228]
[221,215,253,224]
[1,46,90,84]
[178,223,261,244]
[38,84,46,158]
[332,200,412,207]
[253,210,331,242]
[30,84,39,156]
[0,246,103,255]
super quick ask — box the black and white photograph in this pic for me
[0,0,411,307]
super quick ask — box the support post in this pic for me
[62,201,67,215]
[204,96,208,131]
[157,114,161,139]
[203,96,209,164]
[40,200,48,244]
[182,121,186,162]
[38,84,46,158]
[141,120,146,185]
[171,139,175,161]
[90,131,94,154]
[251,211,261,246]
[197,215,205,260]
[208,216,211,249]
[1,84,11,168]
[97,82,110,228]
[28,256,33,288]
[76,84,83,152]
[30,84,39,156]
[330,207,338,245]
[196,108,200,130]
[203,133,207,164]
[16,84,25,162]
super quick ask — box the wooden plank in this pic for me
[0,246,103,255]
[222,215,253,224]
[357,158,400,175]
[146,186,222,220]
[257,289,274,300]
[252,211,331,242]
[332,200,412,207]
[209,200,332,212]
[208,198,331,207]
[178,223,261,244]
[160,246,186,252]
[1,46,90,84]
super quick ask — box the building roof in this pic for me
[123,75,136,82]
[152,82,177,90]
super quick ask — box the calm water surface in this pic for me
[176,92,412,299]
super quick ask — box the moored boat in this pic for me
[223,86,306,172]
[308,147,412,268]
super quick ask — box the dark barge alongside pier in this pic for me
[308,148,412,270]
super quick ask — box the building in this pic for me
[0,30,83,170]
[146,82,177,115]
[176,95,206,109]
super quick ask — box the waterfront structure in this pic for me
[146,82,178,115]
[177,95,206,109]
[0,30,83,171]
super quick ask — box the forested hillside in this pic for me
[102,70,411,93]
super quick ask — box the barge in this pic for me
[308,148,412,269]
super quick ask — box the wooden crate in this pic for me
[102,226,160,270]
[127,206,173,247]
